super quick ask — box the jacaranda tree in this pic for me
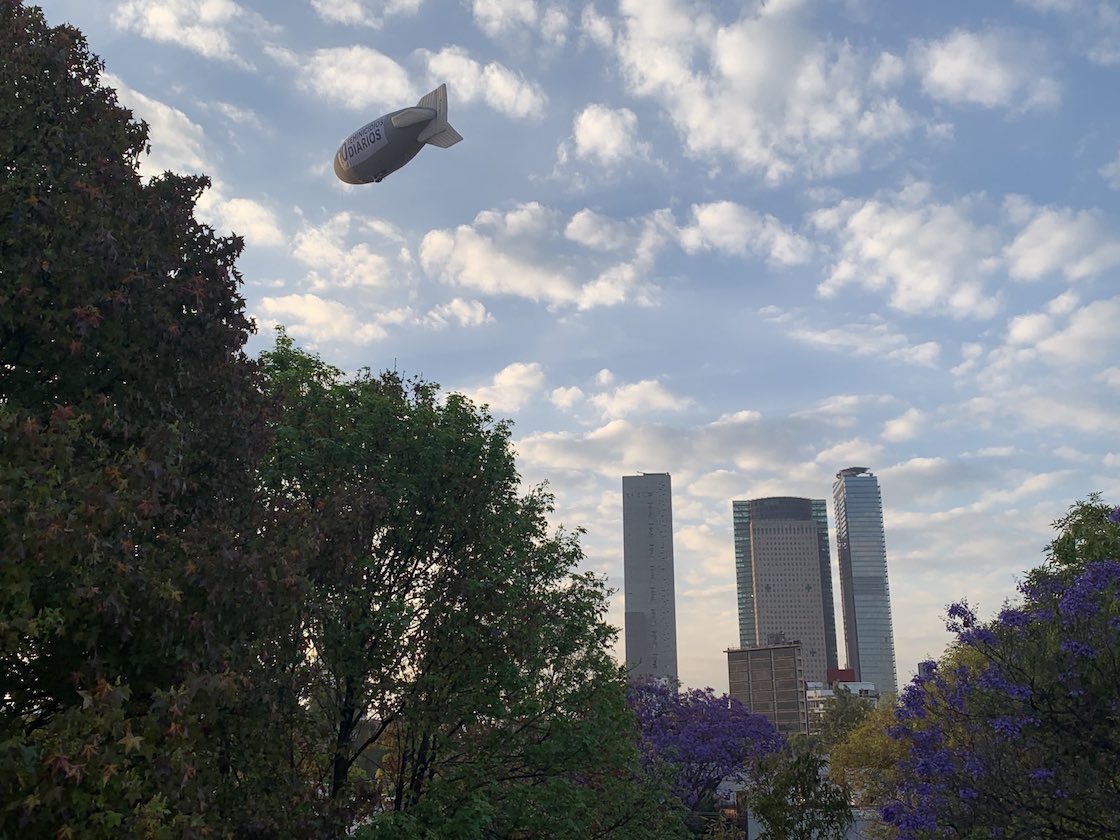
[883,499,1120,839]
[629,677,782,817]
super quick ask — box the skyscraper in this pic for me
[732,497,838,684]
[623,473,678,681]
[833,467,897,696]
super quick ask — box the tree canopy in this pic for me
[2,3,283,835]
[261,334,686,839]
[1,6,686,837]
[628,677,781,817]
[883,498,1120,840]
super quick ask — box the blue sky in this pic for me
[35,0,1120,693]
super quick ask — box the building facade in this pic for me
[727,643,808,736]
[623,473,678,681]
[833,467,898,696]
[732,497,838,683]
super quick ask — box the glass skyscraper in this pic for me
[623,473,678,681]
[832,467,897,696]
[732,497,839,682]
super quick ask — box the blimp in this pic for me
[333,83,463,185]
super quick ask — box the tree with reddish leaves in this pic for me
[1,3,298,835]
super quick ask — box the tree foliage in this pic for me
[1,3,291,835]
[261,335,686,838]
[811,685,875,752]
[883,499,1120,840]
[628,677,781,816]
[828,703,907,839]
[743,739,853,840]
[2,6,686,837]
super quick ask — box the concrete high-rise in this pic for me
[833,467,897,696]
[623,473,678,681]
[733,497,838,683]
[727,642,808,736]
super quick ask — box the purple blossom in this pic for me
[628,677,781,811]
[1059,639,1096,658]
[996,607,1030,629]
[885,553,1120,839]
[1108,506,1120,524]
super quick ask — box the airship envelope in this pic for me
[333,83,463,185]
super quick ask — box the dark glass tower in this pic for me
[833,467,897,696]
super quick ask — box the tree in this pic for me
[828,703,907,839]
[811,685,875,752]
[628,677,782,819]
[260,334,687,839]
[743,739,853,840]
[2,3,296,836]
[883,499,1120,839]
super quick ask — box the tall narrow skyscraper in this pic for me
[833,467,897,696]
[623,473,678,681]
[732,497,838,684]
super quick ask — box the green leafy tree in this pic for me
[811,686,875,752]
[744,739,852,840]
[260,334,687,839]
[0,4,309,836]
[828,703,907,839]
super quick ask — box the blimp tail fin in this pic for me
[417,83,463,148]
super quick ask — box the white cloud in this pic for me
[580,3,614,47]
[462,362,546,412]
[550,386,585,410]
[1017,0,1120,66]
[105,75,284,251]
[1006,312,1054,345]
[614,0,916,183]
[113,0,275,67]
[257,294,389,344]
[565,209,632,251]
[814,437,884,467]
[419,203,670,310]
[104,74,209,179]
[197,195,285,248]
[812,183,1002,318]
[421,47,546,119]
[310,0,422,27]
[1095,368,1120,389]
[765,309,942,367]
[912,29,1060,110]
[1101,151,1120,189]
[300,47,415,111]
[470,0,569,45]
[423,298,494,329]
[678,201,812,267]
[883,408,925,443]
[563,104,651,168]
[291,213,402,291]
[1004,197,1120,281]
[590,379,692,420]
[1035,297,1120,365]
